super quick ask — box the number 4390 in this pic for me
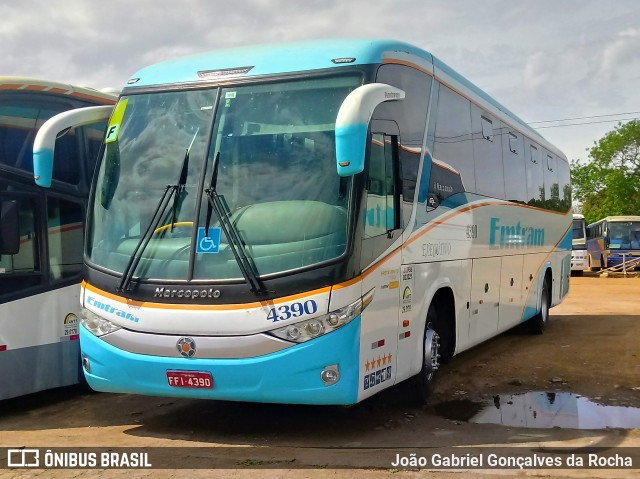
[266,300,318,322]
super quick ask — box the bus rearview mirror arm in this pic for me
[335,83,405,177]
[33,106,115,188]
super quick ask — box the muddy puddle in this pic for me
[433,392,640,429]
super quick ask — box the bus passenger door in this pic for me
[359,131,403,399]
[469,257,501,343]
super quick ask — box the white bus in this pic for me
[35,40,571,405]
[571,213,588,275]
[0,77,116,400]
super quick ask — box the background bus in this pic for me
[35,39,571,405]
[586,216,640,271]
[0,77,116,400]
[571,213,588,275]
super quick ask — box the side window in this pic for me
[557,158,571,212]
[543,150,559,211]
[47,197,84,281]
[502,126,526,203]
[363,134,399,238]
[374,64,432,209]
[472,106,503,198]
[83,121,108,183]
[525,142,544,206]
[52,127,81,184]
[0,189,43,299]
[433,84,475,192]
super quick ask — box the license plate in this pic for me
[166,371,213,389]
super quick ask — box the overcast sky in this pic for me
[2,0,639,163]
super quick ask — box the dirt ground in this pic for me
[1,274,640,478]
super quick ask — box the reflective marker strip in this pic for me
[59,335,79,342]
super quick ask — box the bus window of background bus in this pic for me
[0,100,67,173]
[0,186,42,298]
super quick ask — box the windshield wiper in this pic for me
[170,129,198,231]
[117,132,199,292]
[116,184,175,292]
[204,152,266,295]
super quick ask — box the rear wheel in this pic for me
[524,277,550,334]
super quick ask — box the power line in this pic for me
[533,117,639,130]
[530,111,640,124]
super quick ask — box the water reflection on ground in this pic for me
[434,392,640,429]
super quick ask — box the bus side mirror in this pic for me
[0,200,20,255]
[335,83,405,177]
[33,105,115,188]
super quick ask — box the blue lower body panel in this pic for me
[80,318,361,405]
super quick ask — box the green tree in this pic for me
[571,120,640,225]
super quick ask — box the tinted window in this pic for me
[433,84,475,192]
[472,105,504,198]
[543,150,559,210]
[557,158,571,212]
[374,64,432,204]
[364,134,398,238]
[47,197,84,280]
[0,187,42,298]
[0,100,67,174]
[502,126,527,203]
[525,142,544,206]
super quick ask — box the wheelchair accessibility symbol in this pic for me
[196,227,221,254]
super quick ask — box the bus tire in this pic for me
[524,277,550,334]
[412,302,441,403]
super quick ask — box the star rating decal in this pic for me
[364,353,393,371]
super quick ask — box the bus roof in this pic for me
[588,216,640,226]
[573,213,585,219]
[123,38,564,159]
[0,76,117,104]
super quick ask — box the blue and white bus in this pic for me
[571,213,588,275]
[586,216,640,270]
[34,40,572,405]
[0,77,116,400]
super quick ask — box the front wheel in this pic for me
[412,304,441,403]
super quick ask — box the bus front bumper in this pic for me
[80,318,361,405]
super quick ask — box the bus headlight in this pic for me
[80,308,121,337]
[268,289,374,343]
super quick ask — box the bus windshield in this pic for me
[572,219,585,240]
[87,74,361,281]
[607,221,640,250]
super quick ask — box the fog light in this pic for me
[321,365,340,386]
[82,356,91,373]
